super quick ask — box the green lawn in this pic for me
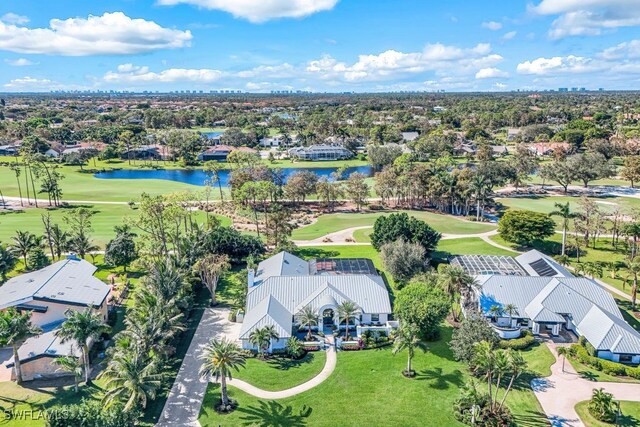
[0,204,230,248]
[521,341,556,378]
[291,211,496,240]
[353,227,372,242]
[234,352,327,391]
[575,400,640,427]
[497,195,640,216]
[199,326,548,427]
[433,237,517,262]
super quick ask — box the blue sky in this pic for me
[1,0,640,92]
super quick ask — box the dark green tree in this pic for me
[371,212,441,255]
[498,210,555,246]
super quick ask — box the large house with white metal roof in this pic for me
[0,256,111,381]
[240,252,392,351]
[453,250,640,364]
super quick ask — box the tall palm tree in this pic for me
[199,338,246,408]
[556,346,569,373]
[472,341,496,407]
[337,301,358,339]
[50,224,68,260]
[488,305,504,323]
[0,308,41,384]
[298,306,318,340]
[503,304,518,328]
[53,354,83,393]
[67,234,98,260]
[9,164,23,207]
[439,265,475,321]
[497,350,527,410]
[625,260,640,311]
[10,230,39,266]
[99,346,165,411]
[392,323,428,376]
[550,202,578,256]
[248,325,280,358]
[56,308,110,385]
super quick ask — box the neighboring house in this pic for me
[121,144,171,160]
[0,256,111,381]
[527,142,571,156]
[240,252,393,352]
[198,145,256,162]
[0,144,19,156]
[492,145,509,156]
[259,136,285,148]
[507,128,521,141]
[453,142,477,156]
[453,250,640,364]
[401,131,419,142]
[288,144,353,161]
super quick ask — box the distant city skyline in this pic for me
[1,1,640,93]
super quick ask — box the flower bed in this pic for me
[341,340,364,351]
[569,343,640,379]
[303,344,322,352]
[498,329,535,350]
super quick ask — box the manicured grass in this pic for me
[0,380,105,427]
[234,352,327,391]
[497,195,640,216]
[575,400,640,426]
[434,237,517,262]
[521,341,556,378]
[291,211,496,240]
[566,355,640,384]
[0,204,230,248]
[199,326,548,427]
[353,227,372,242]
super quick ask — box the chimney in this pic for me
[247,269,255,287]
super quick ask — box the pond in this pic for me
[201,131,224,139]
[94,165,374,187]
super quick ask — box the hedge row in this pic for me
[569,344,640,379]
[498,330,536,350]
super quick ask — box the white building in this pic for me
[453,250,640,364]
[239,252,393,352]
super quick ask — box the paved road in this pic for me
[227,336,337,399]
[532,342,640,427]
[156,307,241,427]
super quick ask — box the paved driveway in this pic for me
[532,342,640,427]
[0,348,13,381]
[156,307,241,427]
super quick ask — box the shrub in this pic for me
[498,330,535,350]
[569,344,640,378]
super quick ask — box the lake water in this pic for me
[201,131,224,139]
[94,165,373,187]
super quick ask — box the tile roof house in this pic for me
[0,256,111,381]
[454,250,640,364]
[240,252,392,351]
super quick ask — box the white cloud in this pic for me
[475,67,509,79]
[1,13,29,25]
[157,0,339,23]
[531,0,640,39]
[516,55,604,75]
[4,76,53,88]
[5,58,36,66]
[0,12,192,56]
[601,40,640,59]
[481,21,502,30]
[306,43,501,82]
[494,82,508,89]
[104,64,223,83]
[502,31,517,41]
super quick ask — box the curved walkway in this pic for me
[293,226,373,246]
[532,342,640,427]
[226,339,337,399]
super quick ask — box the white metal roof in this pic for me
[7,329,81,366]
[253,251,309,286]
[515,250,574,278]
[0,257,110,309]
[239,295,292,340]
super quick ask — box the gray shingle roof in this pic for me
[239,295,292,340]
[0,258,110,309]
[515,250,573,277]
[479,275,640,354]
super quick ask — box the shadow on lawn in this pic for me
[266,354,316,371]
[512,410,550,427]
[237,401,312,427]
[293,248,340,259]
[415,367,464,390]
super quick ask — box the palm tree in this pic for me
[624,260,640,311]
[473,341,496,408]
[50,224,68,260]
[248,326,279,358]
[53,354,83,393]
[497,350,527,410]
[550,202,578,256]
[503,304,518,328]
[56,308,110,385]
[337,301,359,339]
[556,346,569,373]
[9,164,23,207]
[298,306,318,340]
[10,230,39,266]
[67,234,98,259]
[0,308,41,384]
[285,337,304,359]
[199,338,246,409]
[488,305,503,323]
[589,388,615,422]
[99,346,165,411]
[392,323,428,377]
[439,265,475,321]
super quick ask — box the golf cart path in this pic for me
[226,340,337,399]
[533,342,640,427]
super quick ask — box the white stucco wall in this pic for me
[29,301,108,327]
